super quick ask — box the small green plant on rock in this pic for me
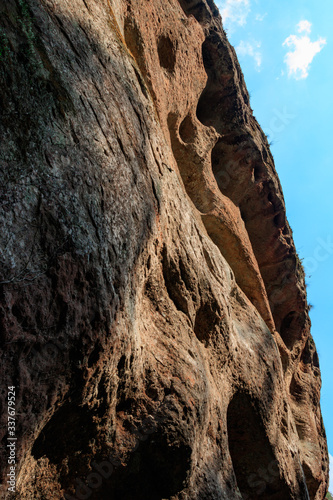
[295,252,306,279]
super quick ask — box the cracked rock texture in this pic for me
[0,0,329,499]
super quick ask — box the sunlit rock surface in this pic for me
[0,0,328,498]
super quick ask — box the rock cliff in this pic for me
[0,0,329,498]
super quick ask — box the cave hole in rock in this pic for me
[196,36,220,128]
[227,392,290,499]
[273,212,285,229]
[194,297,221,346]
[254,165,265,182]
[179,114,196,143]
[162,245,190,316]
[102,432,192,500]
[279,311,302,350]
[157,35,176,72]
[211,138,231,195]
[178,0,218,23]
[31,402,96,465]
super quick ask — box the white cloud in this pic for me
[297,20,312,34]
[255,13,267,22]
[236,40,262,70]
[329,454,333,493]
[219,0,251,28]
[283,20,326,80]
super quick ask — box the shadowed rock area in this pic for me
[0,0,328,498]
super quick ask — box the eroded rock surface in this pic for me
[0,0,328,498]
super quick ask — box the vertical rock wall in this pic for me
[0,0,328,498]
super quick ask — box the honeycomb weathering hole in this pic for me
[104,433,191,499]
[178,0,216,23]
[157,35,176,72]
[211,140,225,185]
[179,114,196,143]
[279,311,301,350]
[227,392,290,499]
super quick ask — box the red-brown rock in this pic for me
[0,0,328,498]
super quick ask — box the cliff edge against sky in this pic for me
[0,0,329,498]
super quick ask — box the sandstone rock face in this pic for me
[0,0,328,499]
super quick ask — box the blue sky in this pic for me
[216,0,333,490]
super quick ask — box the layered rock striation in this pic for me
[0,0,328,498]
